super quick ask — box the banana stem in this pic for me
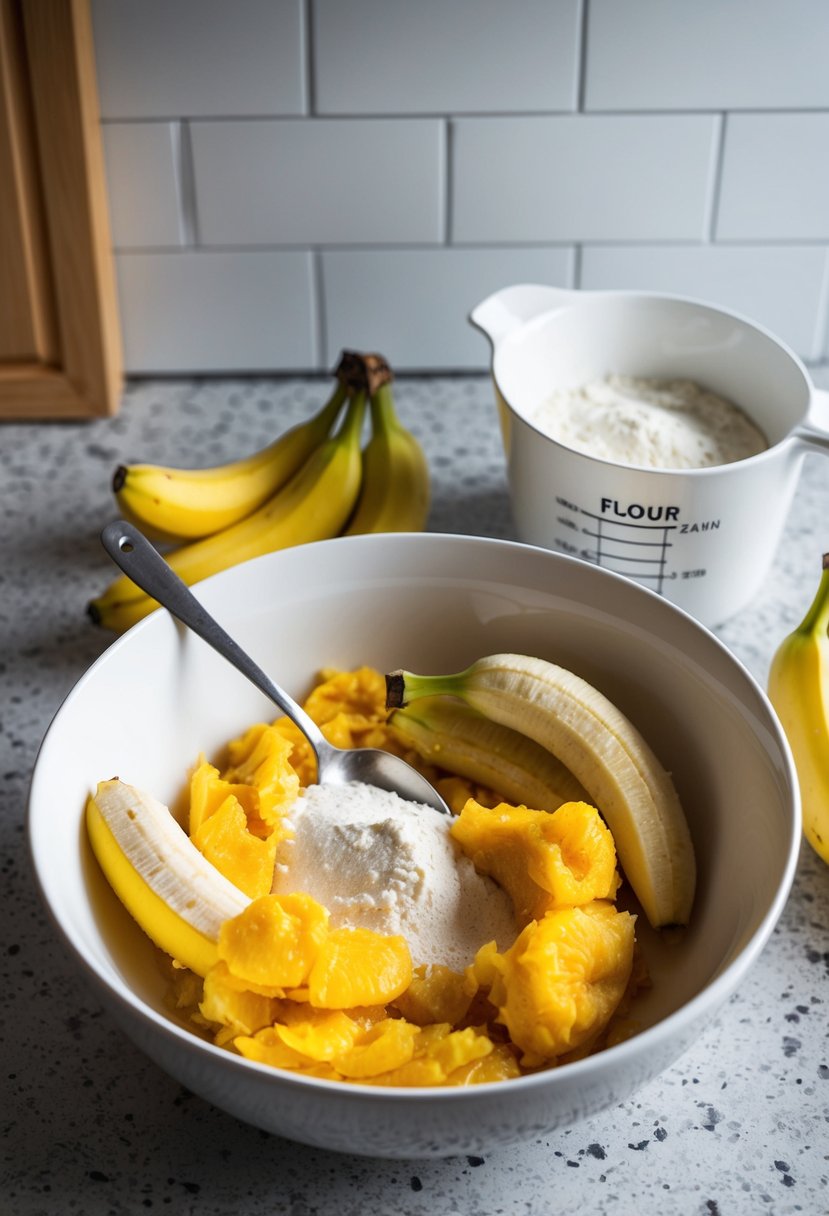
[798,553,829,638]
[338,390,368,443]
[369,383,401,437]
[385,669,462,708]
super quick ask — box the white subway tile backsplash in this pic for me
[116,252,316,373]
[191,120,444,246]
[452,116,718,243]
[312,0,580,115]
[585,0,829,111]
[580,244,829,360]
[91,0,305,119]
[102,123,183,248]
[717,113,829,241]
[321,247,574,369]
[88,3,829,374]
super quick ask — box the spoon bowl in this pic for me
[99,520,450,815]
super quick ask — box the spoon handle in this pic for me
[100,520,326,754]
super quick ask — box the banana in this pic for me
[767,553,829,866]
[342,356,430,536]
[112,382,347,541]
[89,391,367,633]
[86,778,249,976]
[389,700,589,810]
[386,653,695,929]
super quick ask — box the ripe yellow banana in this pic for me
[89,391,367,632]
[343,359,429,536]
[386,653,696,929]
[113,382,347,541]
[86,778,249,976]
[389,700,589,810]
[767,553,829,865]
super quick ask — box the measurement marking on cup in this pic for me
[579,506,678,596]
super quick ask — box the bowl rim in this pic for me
[26,532,803,1102]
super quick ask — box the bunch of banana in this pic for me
[87,778,249,976]
[386,653,696,930]
[113,381,348,541]
[89,389,367,632]
[767,553,829,866]
[389,700,589,811]
[89,352,430,633]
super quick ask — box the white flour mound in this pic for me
[272,781,516,970]
[530,374,767,470]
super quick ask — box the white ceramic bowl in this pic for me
[28,533,799,1158]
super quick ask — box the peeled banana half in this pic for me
[389,699,589,811]
[768,553,829,866]
[87,778,250,976]
[386,653,696,930]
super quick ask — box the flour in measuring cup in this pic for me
[530,375,768,470]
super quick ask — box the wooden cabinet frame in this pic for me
[0,0,122,419]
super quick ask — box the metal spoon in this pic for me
[100,520,450,815]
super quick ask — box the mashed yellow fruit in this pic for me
[163,667,645,1087]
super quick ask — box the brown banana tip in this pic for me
[385,671,407,709]
[822,553,829,570]
[363,353,394,396]
[334,350,369,394]
[87,600,102,626]
[112,465,128,493]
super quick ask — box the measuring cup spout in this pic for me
[469,283,577,349]
[793,387,829,457]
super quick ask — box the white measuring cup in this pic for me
[470,284,829,627]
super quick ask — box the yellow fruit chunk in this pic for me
[269,667,399,786]
[333,1018,419,1079]
[188,760,259,837]
[451,799,619,923]
[192,795,277,898]
[446,1042,522,1086]
[393,963,476,1027]
[364,1057,447,1088]
[489,902,636,1063]
[273,1008,360,1062]
[223,723,300,826]
[420,1026,493,1074]
[308,928,412,1008]
[200,962,276,1036]
[272,718,317,787]
[218,893,329,990]
[303,666,388,726]
[235,1026,311,1071]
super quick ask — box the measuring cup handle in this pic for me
[793,387,829,455]
[469,283,578,347]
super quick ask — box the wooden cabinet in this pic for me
[0,0,121,418]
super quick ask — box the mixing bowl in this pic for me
[28,532,799,1158]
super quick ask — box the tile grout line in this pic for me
[704,112,727,243]
[311,249,327,369]
[303,0,316,116]
[576,0,589,112]
[444,119,453,245]
[175,120,199,246]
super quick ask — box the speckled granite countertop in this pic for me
[3,373,828,1216]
